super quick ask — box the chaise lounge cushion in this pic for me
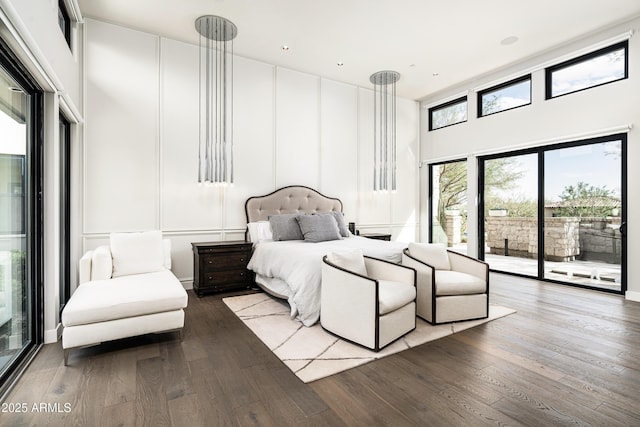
[62,270,188,327]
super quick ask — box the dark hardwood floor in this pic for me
[2,273,640,426]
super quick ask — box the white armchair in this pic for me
[321,250,416,351]
[402,243,488,325]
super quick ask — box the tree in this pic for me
[555,181,616,218]
[434,157,525,239]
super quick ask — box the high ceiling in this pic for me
[76,0,640,100]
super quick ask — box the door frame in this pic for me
[0,36,44,399]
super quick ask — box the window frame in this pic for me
[545,40,628,100]
[59,114,71,316]
[477,74,532,118]
[0,36,44,398]
[58,0,72,49]
[428,96,468,131]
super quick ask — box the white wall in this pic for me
[420,18,639,300]
[83,19,419,287]
[1,0,81,108]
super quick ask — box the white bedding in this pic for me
[247,236,407,326]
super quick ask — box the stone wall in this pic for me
[486,216,621,263]
[485,217,538,258]
[444,213,462,246]
[579,218,622,263]
[486,217,579,261]
[544,217,580,261]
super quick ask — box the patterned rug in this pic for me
[223,293,515,383]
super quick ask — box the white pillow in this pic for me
[408,242,451,270]
[91,245,113,281]
[162,238,172,270]
[247,221,273,243]
[326,249,367,276]
[110,231,165,278]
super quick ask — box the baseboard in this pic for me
[625,290,640,302]
[44,323,62,344]
[181,280,193,290]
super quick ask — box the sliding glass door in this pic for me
[481,152,538,276]
[0,41,42,394]
[479,135,626,293]
[543,139,624,291]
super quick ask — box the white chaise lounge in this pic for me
[61,231,188,365]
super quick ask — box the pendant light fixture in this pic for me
[195,15,237,184]
[370,70,400,192]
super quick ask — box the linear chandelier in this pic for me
[370,70,400,192]
[195,15,237,184]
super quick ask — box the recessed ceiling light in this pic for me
[281,45,290,51]
[337,61,344,66]
[432,72,439,77]
[501,36,519,45]
[409,64,416,68]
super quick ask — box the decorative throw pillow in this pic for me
[408,242,451,270]
[110,230,165,277]
[269,214,304,241]
[296,214,342,243]
[326,249,367,276]
[330,212,350,237]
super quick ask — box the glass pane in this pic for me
[483,153,538,275]
[544,141,622,291]
[550,47,626,97]
[481,78,531,116]
[431,161,467,254]
[0,65,30,376]
[430,99,467,130]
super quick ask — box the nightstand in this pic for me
[192,241,253,297]
[360,233,392,241]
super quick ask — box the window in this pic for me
[478,75,531,117]
[58,0,71,49]
[546,41,628,99]
[428,96,467,131]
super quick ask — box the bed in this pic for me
[245,185,407,326]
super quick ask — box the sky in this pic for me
[499,140,622,202]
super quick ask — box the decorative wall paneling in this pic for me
[83,19,419,287]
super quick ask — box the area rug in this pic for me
[223,293,515,383]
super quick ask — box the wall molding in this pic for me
[626,291,640,302]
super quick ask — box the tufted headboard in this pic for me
[245,186,343,223]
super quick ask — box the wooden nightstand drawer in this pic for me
[200,252,249,271]
[200,269,250,287]
[192,240,253,297]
